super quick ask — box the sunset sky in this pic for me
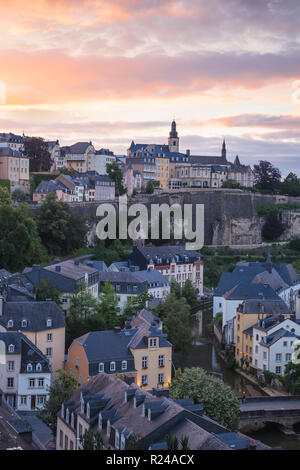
[1,0,300,175]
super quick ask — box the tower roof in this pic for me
[169,120,178,138]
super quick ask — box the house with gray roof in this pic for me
[0,332,51,411]
[213,254,300,344]
[23,259,99,314]
[56,372,270,451]
[252,315,300,375]
[0,298,66,372]
[98,271,148,313]
[66,308,172,392]
[128,245,203,292]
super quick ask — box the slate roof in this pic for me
[224,282,280,301]
[129,245,202,269]
[76,329,138,362]
[59,372,270,450]
[135,269,170,287]
[215,258,300,298]
[0,300,65,331]
[0,398,36,450]
[0,147,27,158]
[83,260,108,272]
[62,142,93,154]
[98,271,146,284]
[259,328,298,348]
[238,298,291,315]
[0,332,51,373]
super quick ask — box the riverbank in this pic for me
[216,344,290,397]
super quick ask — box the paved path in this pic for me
[240,400,300,412]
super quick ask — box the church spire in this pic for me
[168,119,179,152]
[222,139,226,160]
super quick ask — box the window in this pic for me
[99,362,104,373]
[27,363,33,372]
[20,396,27,405]
[47,333,53,342]
[79,424,83,438]
[46,318,52,328]
[7,377,14,388]
[142,356,148,369]
[276,353,282,362]
[110,362,116,372]
[275,366,281,375]
[283,341,287,347]
[64,435,69,450]
[60,430,63,448]
[141,375,148,386]
[37,395,46,405]
[46,348,52,357]
[29,378,35,388]
[7,361,14,371]
[70,441,74,450]
[263,351,267,360]
[286,353,292,362]
[158,355,165,367]
[255,346,258,353]
[149,338,157,348]
[8,344,14,352]
[38,378,44,388]
[22,319,27,327]
[158,373,164,384]
[121,360,127,371]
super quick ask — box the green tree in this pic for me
[80,429,103,450]
[253,160,281,192]
[106,161,125,195]
[123,290,153,316]
[170,280,182,299]
[37,193,87,255]
[281,361,300,394]
[35,279,62,304]
[0,203,46,272]
[38,370,77,435]
[0,186,11,205]
[153,293,193,354]
[280,172,300,197]
[181,279,198,309]
[97,281,120,328]
[145,180,154,194]
[23,136,51,172]
[69,281,98,321]
[11,188,28,202]
[170,367,240,431]
[221,179,241,189]
[262,213,285,241]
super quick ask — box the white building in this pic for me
[89,150,116,175]
[252,316,300,376]
[0,332,51,410]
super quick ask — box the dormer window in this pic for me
[110,361,116,372]
[22,319,27,328]
[8,344,14,353]
[27,363,33,372]
[149,338,158,348]
[121,360,127,371]
[7,320,13,328]
[36,363,42,372]
[99,362,104,373]
[46,318,52,328]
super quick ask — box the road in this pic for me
[240,400,300,412]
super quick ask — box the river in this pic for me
[173,311,300,450]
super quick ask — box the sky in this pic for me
[1,0,300,176]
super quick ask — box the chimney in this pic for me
[0,296,3,316]
[32,264,40,271]
[186,149,190,156]
[55,266,61,272]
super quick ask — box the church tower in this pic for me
[221,139,227,160]
[168,120,179,153]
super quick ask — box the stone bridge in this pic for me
[239,396,300,434]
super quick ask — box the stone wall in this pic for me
[29,189,300,246]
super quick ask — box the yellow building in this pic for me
[155,156,170,189]
[0,146,29,192]
[235,299,291,367]
[0,299,66,374]
[65,309,172,390]
[61,142,95,173]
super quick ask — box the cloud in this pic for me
[201,113,300,129]
[1,48,300,105]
